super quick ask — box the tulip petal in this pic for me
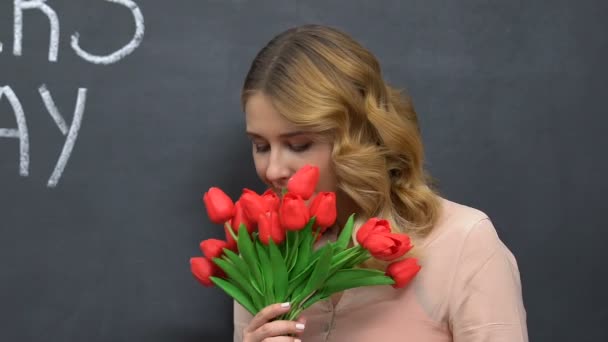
[287,165,319,200]
[203,187,235,224]
[190,257,215,287]
[386,258,421,288]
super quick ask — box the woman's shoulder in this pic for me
[418,196,520,289]
[423,196,504,253]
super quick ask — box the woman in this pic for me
[235,24,527,342]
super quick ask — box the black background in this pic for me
[1,1,606,341]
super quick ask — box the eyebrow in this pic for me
[246,131,308,139]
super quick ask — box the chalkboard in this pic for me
[1,1,606,341]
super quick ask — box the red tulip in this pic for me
[190,257,217,287]
[361,232,413,261]
[309,192,337,229]
[203,187,235,224]
[262,189,280,211]
[231,200,255,234]
[356,218,391,245]
[287,165,319,200]
[258,211,285,245]
[239,189,267,223]
[199,239,229,259]
[386,258,421,288]
[279,193,310,231]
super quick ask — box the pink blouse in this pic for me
[233,197,528,341]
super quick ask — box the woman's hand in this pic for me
[243,302,306,342]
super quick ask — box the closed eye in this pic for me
[253,143,269,153]
[290,142,312,152]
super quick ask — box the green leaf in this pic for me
[255,240,274,304]
[300,291,329,311]
[302,245,333,295]
[343,250,371,269]
[285,230,299,272]
[290,278,309,304]
[213,257,265,310]
[287,241,329,297]
[223,248,265,297]
[291,219,315,277]
[237,225,264,293]
[335,214,355,252]
[288,241,333,289]
[328,246,360,274]
[287,261,314,295]
[212,258,253,295]
[222,249,249,277]
[321,269,394,296]
[311,242,329,260]
[289,245,333,305]
[211,276,258,315]
[269,239,288,303]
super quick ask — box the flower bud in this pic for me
[386,258,421,288]
[199,238,229,259]
[239,189,266,223]
[262,189,280,211]
[202,187,235,224]
[361,233,413,261]
[309,192,337,229]
[258,211,285,245]
[355,218,391,245]
[279,193,310,231]
[287,165,319,200]
[190,257,217,287]
[231,200,255,234]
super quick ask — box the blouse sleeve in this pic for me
[448,218,529,342]
[233,300,254,342]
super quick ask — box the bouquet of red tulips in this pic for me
[190,165,421,320]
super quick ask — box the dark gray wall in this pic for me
[1,1,606,341]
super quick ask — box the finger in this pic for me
[245,302,292,333]
[250,320,306,341]
[263,337,302,342]
[294,316,307,337]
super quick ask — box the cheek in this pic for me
[313,152,337,192]
[252,154,268,182]
[317,167,338,192]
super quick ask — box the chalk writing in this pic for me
[12,0,145,64]
[2,1,144,187]
[39,85,87,187]
[71,0,145,65]
[0,86,30,177]
[13,0,60,62]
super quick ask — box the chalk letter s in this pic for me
[71,0,145,65]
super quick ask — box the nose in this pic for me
[265,149,291,188]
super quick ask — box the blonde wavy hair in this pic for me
[241,24,442,267]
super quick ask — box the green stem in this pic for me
[225,222,238,241]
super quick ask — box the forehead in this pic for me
[245,93,299,134]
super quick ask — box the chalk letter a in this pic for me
[0,86,30,177]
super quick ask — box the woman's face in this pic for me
[245,92,337,195]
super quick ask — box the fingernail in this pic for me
[295,339,302,342]
[281,302,290,308]
[296,323,305,330]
